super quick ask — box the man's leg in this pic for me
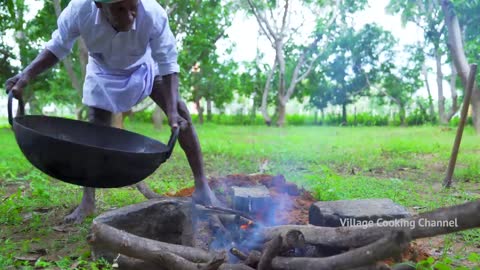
[64,107,112,223]
[150,76,219,206]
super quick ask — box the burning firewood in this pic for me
[88,185,480,270]
[270,231,409,270]
[261,200,480,249]
[88,223,224,267]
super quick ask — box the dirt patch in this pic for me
[169,174,316,225]
[1,207,90,268]
[0,181,28,200]
[170,174,431,264]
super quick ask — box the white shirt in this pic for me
[45,0,180,113]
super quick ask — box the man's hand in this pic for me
[5,73,30,99]
[168,112,188,130]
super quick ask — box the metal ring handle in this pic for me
[7,91,25,126]
[165,127,180,160]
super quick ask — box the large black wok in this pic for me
[7,91,178,188]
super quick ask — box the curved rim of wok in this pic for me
[7,91,178,158]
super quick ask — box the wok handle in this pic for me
[165,127,180,160]
[7,91,25,126]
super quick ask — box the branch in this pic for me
[88,222,214,262]
[271,231,410,270]
[284,37,321,101]
[280,0,290,35]
[247,0,277,47]
[166,3,178,15]
[258,235,282,270]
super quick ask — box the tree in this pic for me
[318,23,396,123]
[379,62,424,126]
[159,0,235,125]
[244,0,340,126]
[387,0,461,125]
[236,59,269,122]
[305,71,333,124]
[440,0,480,133]
[191,57,238,124]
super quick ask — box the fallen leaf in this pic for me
[14,254,40,262]
[22,212,33,222]
[53,225,76,233]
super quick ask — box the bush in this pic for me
[406,109,430,126]
[191,114,265,126]
[127,111,443,127]
[130,110,154,123]
[286,114,316,126]
[347,113,389,126]
[449,115,473,127]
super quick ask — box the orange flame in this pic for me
[240,221,254,230]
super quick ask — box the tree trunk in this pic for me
[446,62,460,122]
[399,106,406,126]
[434,49,447,124]
[422,63,435,121]
[152,106,165,130]
[314,110,318,125]
[441,0,480,133]
[206,99,212,122]
[195,99,204,125]
[112,113,124,129]
[275,39,287,128]
[341,103,347,125]
[250,94,258,123]
[261,60,277,126]
[277,99,286,127]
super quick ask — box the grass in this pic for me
[1,122,480,268]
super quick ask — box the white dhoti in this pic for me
[82,56,159,113]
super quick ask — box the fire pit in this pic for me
[87,174,480,270]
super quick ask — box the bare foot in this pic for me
[64,199,95,224]
[192,184,222,207]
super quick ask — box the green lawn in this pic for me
[1,122,479,269]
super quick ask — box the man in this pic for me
[5,0,219,223]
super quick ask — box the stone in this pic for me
[232,185,272,215]
[91,198,194,260]
[309,198,411,227]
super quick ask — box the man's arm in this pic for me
[160,73,181,129]
[161,73,179,115]
[149,4,182,128]
[5,49,60,98]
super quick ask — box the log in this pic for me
[262,200,480,248]
[210,214,234,246]
[352,264,391,270]
[281,230,305,249]
[258,235,283,270]
[116,254,166,270]
[230,248,248,260]
[218,264,256,270]
[88,222,214,262]
[271,231,410,270]
[244,250,262,268]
